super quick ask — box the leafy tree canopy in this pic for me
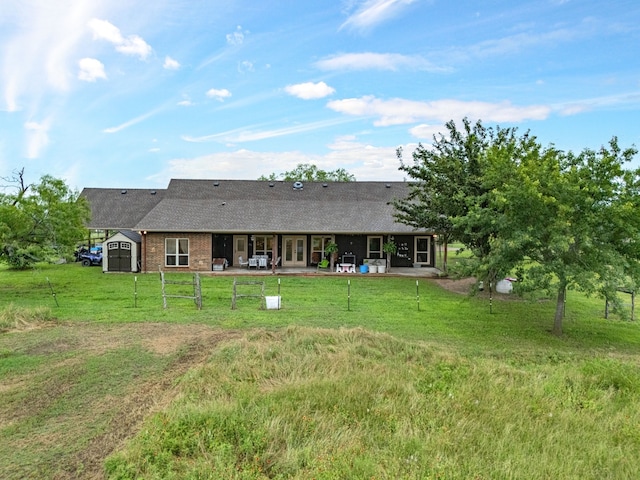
[259,163,355,182]
[396,119,640,335]
[0,169,90,269]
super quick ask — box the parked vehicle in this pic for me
[78,250,103,267]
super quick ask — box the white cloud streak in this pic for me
[327,95,552,125]
[103,107,163,133]
[24,119,51,158]
[315,52,449,73]
[341,0,419,32]
[182,118,355,144]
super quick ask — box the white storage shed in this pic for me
[102,230,141,273]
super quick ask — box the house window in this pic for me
[311,236,333,264]
[253,235,273,257]
[165,238,189,266]
[415,236,431,264]
[367,236,383,259]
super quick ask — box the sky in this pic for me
[1,0,639,190]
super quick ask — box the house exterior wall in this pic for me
[140,231,435,272]
[142,232,212,272]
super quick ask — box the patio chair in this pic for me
[317,258,329,271]
[270,256,281,268]
[237,256,249,268]
[258,257,268,269]
[248,257,258,269]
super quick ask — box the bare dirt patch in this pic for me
[0,322,240,480]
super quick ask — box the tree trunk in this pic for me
[553,284,566,336]
[443,239,448,272]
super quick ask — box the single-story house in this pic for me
[81,179,434,273]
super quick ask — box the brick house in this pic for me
[81,179,435,273]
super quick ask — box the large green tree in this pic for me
[479,137,640,335]
[394,118,504,272]
[259,163,355,182]
[0,169,90,269]
[396,120,640,335]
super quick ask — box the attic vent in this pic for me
[213,181,220,187]
[385,184,391,188]
[322,183,328,188]
[293,181,303,190]
[150,190,157,195]
[121,189,127,194]
[269,182,274,187]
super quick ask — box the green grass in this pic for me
[1,263,640,479]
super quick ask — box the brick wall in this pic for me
[142,232,212,272]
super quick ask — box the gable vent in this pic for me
[293,181,303,190]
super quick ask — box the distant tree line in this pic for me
[259,163,355,182]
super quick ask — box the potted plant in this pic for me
[325,241,339,272]
[382,239,397,273]
[369,259,379,274]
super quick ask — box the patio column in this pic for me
[272,234,278,274]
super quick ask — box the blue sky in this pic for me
[1,0,639,190]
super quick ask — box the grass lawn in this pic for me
[1,263,640,479]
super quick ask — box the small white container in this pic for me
[265,296,281,309]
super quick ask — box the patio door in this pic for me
[283,236,306,267]
[233,235,248,266]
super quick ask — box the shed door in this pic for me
[107,241,132,272]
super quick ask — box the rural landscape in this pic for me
[2,263,640,479]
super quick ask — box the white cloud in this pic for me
[148,139,411,185]
[88,18,152,60]
[238,60,254,73]
[341,0,419,32]
[1,1,96,110]
[24,119,51,158]
[285,82,335,100]
[163,56,180,70]
[226,26,247,45]
[206,88,232,101]
[409,123,445,139]
[315,52,449,73]
[327,95,551,125]
[78,58,107,82]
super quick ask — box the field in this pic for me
[1,264,640,479]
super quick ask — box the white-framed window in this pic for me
[367,236,383,259]
[414,236,431,264]
[253,235,273,257]
[165,238,189,266]
[311,235,333,264]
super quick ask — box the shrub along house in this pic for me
[81,179,435,273]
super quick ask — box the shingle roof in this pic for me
[83,180,426,235]
[81,188,165,230]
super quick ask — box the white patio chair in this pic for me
[248,257,258,269]
[237,256,249,268]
